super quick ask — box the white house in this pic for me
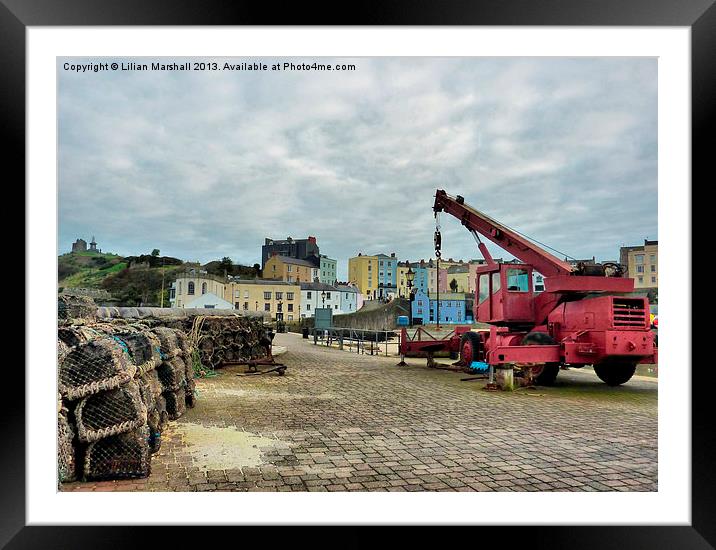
[183,292,234,310]
[299,282,341,318]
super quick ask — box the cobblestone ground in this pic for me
[62,332,657,492]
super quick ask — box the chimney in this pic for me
[390,252,395,258]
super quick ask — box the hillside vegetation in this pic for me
[58,251,259,307]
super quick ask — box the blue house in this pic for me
[376,253,398,299]
[409,262,429,294]
[411,290,467,325]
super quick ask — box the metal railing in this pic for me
[311,327,398,357]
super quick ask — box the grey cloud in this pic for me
[58,57,657,279]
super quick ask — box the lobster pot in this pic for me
[146,410,163,454]
[164,389,186,420]
[112,329,161,376]
[75,381,147,443]
[83,425,151,481]
[58,295,97,323]
[58,403,77,483]
[150,326,179,358]
[136,373,156,412]
[185,376,196,408]
[157,357,186,392]
[59,338,135,401]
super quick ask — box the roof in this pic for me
[447,265,469,274]
[268,255,317,268]
[299,282,339,291]
[336,285,359,293]
[229,278,299,287]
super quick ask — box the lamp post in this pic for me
[405,264,415,325]
[321,290,326,308]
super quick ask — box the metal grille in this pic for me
[612,298,647,328]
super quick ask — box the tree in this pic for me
[151,249,160,257]
[450,278,458,292]
[219,257,233,273]
[253,263,261,277]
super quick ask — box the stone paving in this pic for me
[61,332,658,492]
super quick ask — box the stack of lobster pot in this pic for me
[151,326,196,422]
[58,327,151,481]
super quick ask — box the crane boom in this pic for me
[433,189,575,278]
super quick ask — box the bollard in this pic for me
[495,364,515,391]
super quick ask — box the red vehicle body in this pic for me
[399,190,658,386]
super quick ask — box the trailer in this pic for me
[399,190,657,386]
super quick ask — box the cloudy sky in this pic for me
[58,57,657,280]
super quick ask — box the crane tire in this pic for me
[521,332,560,386]
[593,358,637,386]
[459,331,482,366]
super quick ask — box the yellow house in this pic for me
[348,254,379,300]
[264,255,319,284]
[620,240,658,289]
[397,263,410,298]
[225,279,301,321]
[447,266,470,293]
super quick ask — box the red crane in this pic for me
[400,190,657,386]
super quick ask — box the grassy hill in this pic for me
[58,251,128,288]
[58,251,260,307]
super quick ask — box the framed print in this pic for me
[7,0,708,547]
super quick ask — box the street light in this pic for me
[406,263,415,326]
[321,290,326,308]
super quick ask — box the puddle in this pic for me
[174,423,288,471]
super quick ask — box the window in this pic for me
[638,276,644,283]
[178,282,181,294]
[235,302,239,309]
[288,315,293,321]
[287,265,292,272]
[379,261,384,266]
[188,281,195,295]
[287,292,294,300]
[307,291,312,299]
[334,304,338,309]
[244,290,249,298]
[651,265,656,272]
[264,303,271,311]
[506,268,529,292]
[326,292,331,299]
[637,265,644,273]
[288,303,293,312]
[307,304,311,311]
[651,276,656,283]
[478,275,489,303]
[201,282,207,294]
[492,272,501,294]
[650,254,656,264]
[170,288,175,298]
[275,292,283,300]
[635,254,644,265]
[264,291,272,300]
[204,304,215,309]
[243,302,248,310]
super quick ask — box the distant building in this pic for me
[319,255,337,285]
[89,236,99,253]
[620,240,658,290]
[183,292,235,310]
[71,238,87,253]
[336,283,359,314]
[348,254,379,301]
[447,265,469,293]
[261,236,319,269]
[170,271,227,309]
[397,261,429,298]
[227,279,300,321]
[299,282,342,318]
[375,253,398,299]
[411,290,467,325]
[264,254,320,283]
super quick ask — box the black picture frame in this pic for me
[6,0,705,547]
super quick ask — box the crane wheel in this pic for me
[459,331,483,366]
[521,332,560,386]
[593,358,637,386]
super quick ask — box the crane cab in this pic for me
[474,263,535,326]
